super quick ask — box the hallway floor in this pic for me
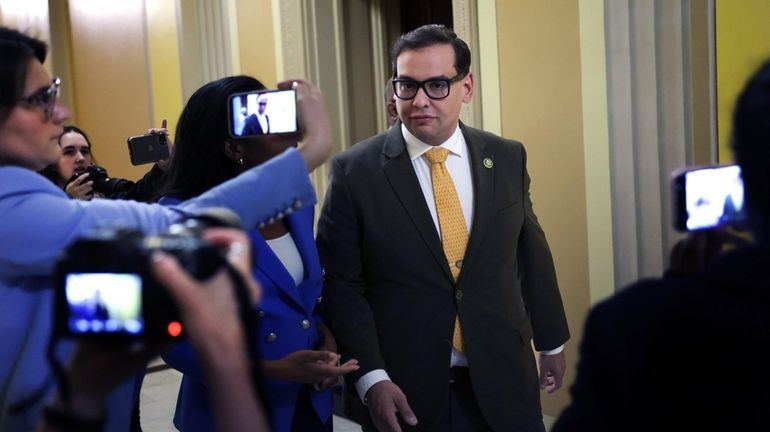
[139,362,555,431]
[139,365,363,432]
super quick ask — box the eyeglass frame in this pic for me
[17,77,61,120]
[391,72,467,101]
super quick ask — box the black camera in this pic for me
[68,165,132,197]
[54,214,235,340]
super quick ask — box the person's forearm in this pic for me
[182,148,316,228]
[198,338,269,432]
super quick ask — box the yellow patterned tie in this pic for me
[424,147,468,353]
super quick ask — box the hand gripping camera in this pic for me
[54,210,241,340]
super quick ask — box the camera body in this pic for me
[672,164,747,231]
[54,218,227,340]
[69,165,131,197]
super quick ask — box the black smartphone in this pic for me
[228,88,299,138]
[672,164,747,231]
[127,133,169,166]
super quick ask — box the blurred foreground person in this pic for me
[554,59,770,431]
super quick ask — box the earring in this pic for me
[238,158,244,166]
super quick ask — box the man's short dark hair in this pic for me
[390,24,470,78]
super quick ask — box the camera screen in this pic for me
[65,273,144,335]
[229,89,298,137]
[685,165,745,231]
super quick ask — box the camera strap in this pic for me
[221,262,269,406]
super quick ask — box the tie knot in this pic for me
[424,147,449,164]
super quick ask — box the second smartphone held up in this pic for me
[127,133,169,166]
[671,164,747,231]
[228,88,299,138]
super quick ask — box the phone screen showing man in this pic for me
[229,89,299,138]
[683,165,746,231]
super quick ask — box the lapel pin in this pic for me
[483,158,494,169]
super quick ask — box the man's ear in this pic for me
[461,72,474,103]
[222,140,242,161]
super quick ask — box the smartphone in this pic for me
[672,164,747,231]
[127,133,169,166]
[60,272,144,336]
[228,88,299,138]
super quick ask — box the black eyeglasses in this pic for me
[392,73,466,100]
[18,77,61,120]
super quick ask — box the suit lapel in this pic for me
[248,229,306,310]
[460,124,494,277]
[286,209,321,313]
[381,125,454,281]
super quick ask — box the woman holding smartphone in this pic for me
[161,75,358,432]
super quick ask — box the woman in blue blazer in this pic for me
[161,75,358,432]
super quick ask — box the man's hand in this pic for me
[539,351,566,394]
[365,381,418,432]
[262,350,359,384]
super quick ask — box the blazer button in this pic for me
[301,319,311,330]
[455,290,463,300]
[256,310,266,318]
[316,296,323,304]
[266,332,277,343]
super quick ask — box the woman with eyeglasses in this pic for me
[0,27,329,431]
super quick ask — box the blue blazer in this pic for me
[163,205,332,432]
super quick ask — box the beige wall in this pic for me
[496,0,590,416]
[67,0,153,181]
[236,0,278,86]
[715,0,770,162]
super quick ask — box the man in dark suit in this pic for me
[242,94,270,135]
[318,25,569,432]
[552,59,770,431]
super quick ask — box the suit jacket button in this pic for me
[257,310,266,318]
[455,290,463,300]
[266,332,277,343]
[301,319,311,330]
[316,296,323,304]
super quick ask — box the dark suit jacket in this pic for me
[317,122,569,431]
[243,113,269,135]
[553,246,770,432]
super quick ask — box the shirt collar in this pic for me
[402,123,465,161]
